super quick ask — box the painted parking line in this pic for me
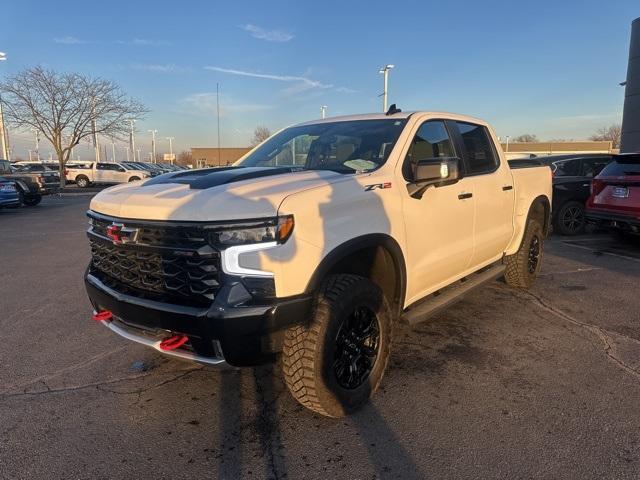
[561,239,640,262]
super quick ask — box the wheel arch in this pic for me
[529,194,552,236]
[305,234,407,316]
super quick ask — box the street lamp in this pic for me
[148,129,157,163]
[30,127,40,161]
[320,105,327,119]
[505,135,510,153]
[165,136,175,164]
[378,64,395,113]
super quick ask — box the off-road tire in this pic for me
[21,194,42,207]
[76,175,90,188]
[553,200,585,236]
[504,218,544,288]
[282,274,392,418]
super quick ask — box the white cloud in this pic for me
[0,52,6,61]
[53,36,87,45]
[131,63,186,73]
[204,66,332,90]
[241,24,293,43]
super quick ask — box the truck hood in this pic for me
[89,166,345,221]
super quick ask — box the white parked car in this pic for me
[67,162,150,188]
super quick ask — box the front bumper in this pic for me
[85,272,312,367]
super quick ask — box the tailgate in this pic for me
[591,176,640,215]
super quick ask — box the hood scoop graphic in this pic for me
[143,166,300,190]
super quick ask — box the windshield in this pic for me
[236,119,407,174]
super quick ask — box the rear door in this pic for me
[451,121,513,268]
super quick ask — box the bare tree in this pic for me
[0,66,147,186]
[590,124,622,149]
[512,134,538,143]
[176,150,193,167]
[250,126,271,147]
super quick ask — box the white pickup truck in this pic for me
[84,110,552,417]
[68,162,149,188]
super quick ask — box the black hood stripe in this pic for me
[143,166,301,190]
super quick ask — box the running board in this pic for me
[400,264,506,326]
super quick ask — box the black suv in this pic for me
[536,154,613,235]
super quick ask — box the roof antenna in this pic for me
[386,104,401,115]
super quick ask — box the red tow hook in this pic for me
[92,310,113,322]
[159,334,189,351]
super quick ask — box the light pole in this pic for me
[31,128,40,161]
[28,149,32,161]
[320,105,327,119]
[137,149,141,162]
[148,129,157,163]
[129,120,136,161]
[216,82,221,166]
[505,135,510,153]
[378,64,395,112]
[166,136,175,164]
[111,142,116,162]
[0,95,9,160]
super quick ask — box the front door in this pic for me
[401,120,475,305]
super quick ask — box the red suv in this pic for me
[586,153,640,235]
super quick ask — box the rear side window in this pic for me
[581,158,611,177]
[455,122,499,175]
[599,156,640,176]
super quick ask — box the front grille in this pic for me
[88,220,221,307]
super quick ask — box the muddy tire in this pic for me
[282,274,392,418]
[504,218,544,288]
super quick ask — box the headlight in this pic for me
[210,215,294,247]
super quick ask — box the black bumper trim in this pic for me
[585,210,640,228]
[85,272,313,366]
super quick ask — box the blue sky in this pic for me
[1,0,638,160]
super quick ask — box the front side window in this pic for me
[236,119,407,174]
[403,121,455,178]
[455,122,499,175]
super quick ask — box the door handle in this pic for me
[458,192,473,200]
[502,185,513,191]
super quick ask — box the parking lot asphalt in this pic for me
[1,196,639,480]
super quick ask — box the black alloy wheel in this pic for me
[333,305,380,390]
[528,235,541,274]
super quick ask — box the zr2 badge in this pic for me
[364,182,392,191]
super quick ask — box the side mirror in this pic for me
[408,158,461,198]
